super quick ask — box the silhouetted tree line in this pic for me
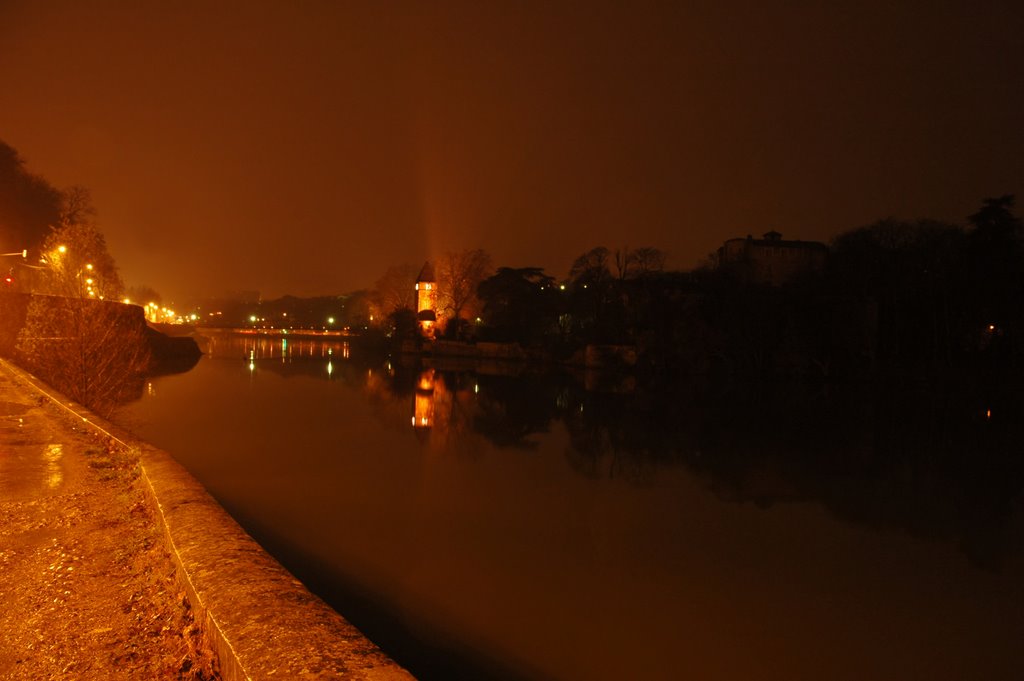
[0,139,194,414]
[823,195,1023,377]
[0,140,62,254]
[456,197,1024,381]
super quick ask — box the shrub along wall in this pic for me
[0,293,198,414]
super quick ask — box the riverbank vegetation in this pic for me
[353,196,1024,384]
[4,135,1024,403]
[1,140,196,415]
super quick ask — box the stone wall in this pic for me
[0,292,199,369]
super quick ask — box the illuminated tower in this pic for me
[415,261,437,338]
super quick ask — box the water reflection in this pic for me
[201,333,1024,571]
[413,368,434,429]
[45,443,63,488]
[121,333,1024,680]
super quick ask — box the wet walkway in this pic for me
[0,358,414,681]
[0,359,219,679]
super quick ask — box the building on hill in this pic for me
[717,231,827,286]
[415,261,438,337]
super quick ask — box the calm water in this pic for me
[117,333,1024,680]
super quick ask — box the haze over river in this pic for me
[117,333,1024,680]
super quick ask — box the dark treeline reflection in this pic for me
[484,373,1023,571]
[209,333,1024,572]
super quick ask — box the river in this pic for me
[116,332,1024,680]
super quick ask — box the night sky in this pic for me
[2,1,1022,302]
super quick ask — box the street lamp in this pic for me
[1,250,26,288]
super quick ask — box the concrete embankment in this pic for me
[1,358,413,681]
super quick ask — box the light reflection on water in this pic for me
[117,334,1024,681]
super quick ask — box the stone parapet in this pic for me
[0,358,413,681]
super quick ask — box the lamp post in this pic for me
[1,250,28,289]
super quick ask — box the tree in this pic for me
[566,246,627,343]
[13,184,148,414]
[437,248,492,336]
[631,247,666,277]
[126,284,162,307]
[385,307,419,340]
[964,195,1024,364]
[372,263,417,317]
[969,195,1022,246]
[829,218,968,369]
[36,188,124,300]
[613,246,667,282]
[569,246,611,285]
[339,289,374,328]
[59,185,97,229]
[16,296,152,415]
[477,267,560,344]
[0,140,62,255]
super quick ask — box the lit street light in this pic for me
[1,250,27,288]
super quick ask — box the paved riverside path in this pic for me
[0,358,415,681]
[0,359,220,679]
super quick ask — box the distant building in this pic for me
[415,261,438,337]
[717,231,827,286]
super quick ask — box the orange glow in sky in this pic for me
[1,1,1021,301]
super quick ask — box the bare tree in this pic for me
[126,284,162,307]
[632,247,666,276]
[614,246,635,282]
[16,296,151,416]
[373,263,418,316]
[38,220,124,300]
[59,185,97,228]
[15,188,146,415]
[437,249,492,335]
[569,246,611,285]
[613,246,665,281]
